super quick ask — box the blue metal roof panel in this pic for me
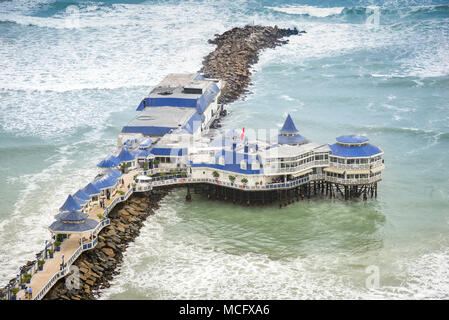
[117,148,135,162]
[59,195,83,212]
[82,183,101,196]
[150,147,187,156]
[74,189,90,201]
[280,114,299,134]
[329,143,382,157]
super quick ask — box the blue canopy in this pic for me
[82,183,101,196]
[73,195,87,206]
[92,174,118,190]
[103,168,122,178]
[55,210,88,222]
[49,218,98,233]
[97,155,120,168]
[59,195,83,212]
[280,114,299,134]
[117,147,135,162]
[74,189,90,201]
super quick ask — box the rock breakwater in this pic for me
[43,189,169,300]
[201,25,303,104]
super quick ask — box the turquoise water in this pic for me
[1,0,448,299]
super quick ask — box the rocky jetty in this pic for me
[201,25,303,104]
[43,189,169,300]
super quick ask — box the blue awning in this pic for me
[97,155,120,168]
[59,195,83,212]
[117,147,135,162]
[92,174,118,190]
[103,168,122,179]
[151,147,187,156]
[74,189,90,201]
[82,183,101,196]
[73,195,87,206]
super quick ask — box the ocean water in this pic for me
[1,0,449,299]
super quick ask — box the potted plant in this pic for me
[181,171,187,177]
[143,161,149,171]
[160,172,166,179]
[212,171,220,181]
[20,277,26,289]
[55,241,61,252]
[48,249,54,259]
[255,181,259,187]
[170,169,176,176]
[57,234,63,243]
[229,175,236,185]
[241,178,248,185]
[11,287,19,300]
[24,273,31,284]
[38,260,45,271]
[154,159,160,168]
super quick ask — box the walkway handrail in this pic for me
[33,218,111,300]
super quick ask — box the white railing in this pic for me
[33,218,110,300]
[329,160,383,171]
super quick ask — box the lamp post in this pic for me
[44,240,48,259]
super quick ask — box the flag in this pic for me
[240,127,245,140]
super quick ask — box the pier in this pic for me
[1,26,385,300]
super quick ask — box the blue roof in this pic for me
[278,134,307,145]
[103,168,122,178]
[117,147,135,162]
[183,111,203,134]
[136,82,220,112]
[280,114,299,134]
[336,135,369,144]
[97,155,120,168]
[133,148,152,158]
[49,218,98,233]
[73,195,87,206]
[82,183,101,196]
[92,174,118,190]
[329,143,382,157]
[74,189,90,201]
[151,147,187,156]
[59,195,83,212]
[55,210,88,222]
